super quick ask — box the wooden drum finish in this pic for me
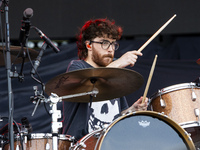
[4,133,72,150]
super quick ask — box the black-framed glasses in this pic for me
[90,40,119,51]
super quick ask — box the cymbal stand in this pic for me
[61,88,99,100]
[2,1,15,150]
[45,88,99,150]
[46,93,62,150]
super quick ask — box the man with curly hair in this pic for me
[62,18,148,141]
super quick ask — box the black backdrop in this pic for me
[5,0,200,40]
[0,36,200,133]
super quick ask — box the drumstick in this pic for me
[138,14,176,52]
[142,55,158,103]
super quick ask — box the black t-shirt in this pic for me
[62,60,129,140]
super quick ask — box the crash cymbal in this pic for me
[0,46,38,66]
[45,67,144,102]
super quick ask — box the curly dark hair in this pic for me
[76,18,123,60]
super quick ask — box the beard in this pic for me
[92,52,114,67]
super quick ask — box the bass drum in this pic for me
[95,111,195,150]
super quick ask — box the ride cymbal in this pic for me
[0,46,38,66]
[45,67,144,102]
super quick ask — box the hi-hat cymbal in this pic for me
[45,67,144,103]
[0,46,38,66]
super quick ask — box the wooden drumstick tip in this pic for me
[138,14,177,53]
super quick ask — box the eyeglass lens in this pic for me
[102,40,119,50]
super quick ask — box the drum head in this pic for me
[97,111,195,150]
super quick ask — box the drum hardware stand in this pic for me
[89,78,98,107]
[46,93,62,150]
[1,0,15,149]
[30,87,99,150]
[61,88,99,101]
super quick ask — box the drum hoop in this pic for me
[149,82,199,102]
[180,121,200,128]
[29,133,71,140]
[96,111,196,150]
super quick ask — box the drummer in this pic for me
[62,18,148,141]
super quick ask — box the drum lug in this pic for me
[24,135,27,144]
[46,142,50,150]
[78,141,87,148]
[191,91,197,101]
[191,83,197,101]
[195,108,199,117]
[16,144,20,150]
[158,90,166,108]
[194,108,200,125]
[93,132,101,139]
[160,98,166,108]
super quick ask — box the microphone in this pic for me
[19,8,33,45]
[21,117,32,134]
[34,27,60,53]
[30,43,47,75]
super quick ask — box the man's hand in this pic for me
[108,50,143,68]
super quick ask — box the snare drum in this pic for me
[72,111,195,150]
[4,133,72,150]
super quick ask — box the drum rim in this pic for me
[29,133,71,140]
[96,111,196,150]
[180,121,200,128]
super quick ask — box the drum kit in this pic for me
[0,4,199,149]
[1,50,200,150]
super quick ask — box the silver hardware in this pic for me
[191,83,197,101]
[158,90,166,108]
[195,108,199,117]
[46,142,50,150]
[79,142,86,148]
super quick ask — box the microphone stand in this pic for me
[3,0,14,150]
[18,47,26,82]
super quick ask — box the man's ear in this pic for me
[85,40,92,50]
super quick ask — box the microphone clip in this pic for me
[30,86,47,116]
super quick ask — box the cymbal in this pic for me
[0,46,38,66]
[45,67,144,102]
